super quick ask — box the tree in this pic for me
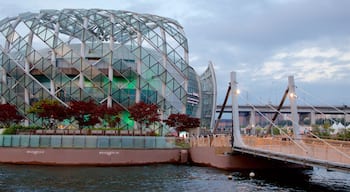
[0,104,23,127]
[68,100,101,129]
[97,104,123,128]
[164,113,200,133]
[28,99,68,129]
[128,102,160,130]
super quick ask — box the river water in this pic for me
[0,164,349,192]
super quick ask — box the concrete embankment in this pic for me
[0,148,188,166]
[188,135,306,170]
[0,135,305,170]
[189,146,304,170]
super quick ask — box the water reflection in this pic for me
[0,164,349,192]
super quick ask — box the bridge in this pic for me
[235,136,350,173]
[213,72,350,173]
[217,105,350,115]
[216,104,350,127]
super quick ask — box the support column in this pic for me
[231,71,244,147]
[79,18,88,91]
[0,66,6,104]
[310,110,316,125]
[135,31,142,104]
[107,15,115,108]
[288,76,300,139]
[345,114,350,124]
[160,28,167,120]
[249,109,256,135]
[51,22,59,100]
[24,31,35,127]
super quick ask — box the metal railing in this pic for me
[0,135,180,149]
[242,136,350,165]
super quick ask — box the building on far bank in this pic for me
[0,9,216,130]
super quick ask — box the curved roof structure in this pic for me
[0,9,216,129]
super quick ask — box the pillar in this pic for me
[249,109,256,135]
[135,31,141,104]
[310,110,316,125]
[288,76,300,139]
[231,71,244,147]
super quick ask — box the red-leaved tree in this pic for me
[68,100,101,129]
[128,102,160,130]
[164,113,200,133]
[97,104,123,128]
[0,104,23,127]
[28,99,68,129]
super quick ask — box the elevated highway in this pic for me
[217,105,350,114]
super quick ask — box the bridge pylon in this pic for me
[288,76,301,139]
[231,72,245,147]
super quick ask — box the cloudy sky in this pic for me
[1,0,349,106]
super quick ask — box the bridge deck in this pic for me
[190,135,350,172]
[237,136,350,172]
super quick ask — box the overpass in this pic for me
[217,105,350,114]
[216,105,350,126]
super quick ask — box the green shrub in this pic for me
[175,138,190,148]
[2,125,43,135]
[2,127,16,135]
[272,127,281,135]
[90,127,122,131]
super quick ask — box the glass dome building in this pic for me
[0,9,216,129]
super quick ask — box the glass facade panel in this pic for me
[11,135,21,147]
[3,135,12,147]
[0,135,181,148]
[0,135,3,146]
[62,136,74,148]
[29,135,40,147]
[39,136,51,147]
[110,137,122,148]
[20,135,30,147]
[121,136,134,148]
[97,136,109,148]
[199,62,217,130]
[156,137,172,148]
[145,137,156,148]
[85,136,97,148]
[51,136,62,148]
[0,9,217,132]
[73,136,85,148]
[133,137,145,148]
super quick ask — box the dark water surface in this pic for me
[0,164,349,192]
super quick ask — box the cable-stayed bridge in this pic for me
[213,71,350,173]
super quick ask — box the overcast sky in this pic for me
[1,0,349,106]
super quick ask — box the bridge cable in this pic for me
[297,96,338,125]
[256,96,350,160]
[297,86,349,116]
[295,96,350,159]
[238,93,309,153]
[256,89,350,161]
[306,130,350,160]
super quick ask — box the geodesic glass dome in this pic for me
[0,9,216,129]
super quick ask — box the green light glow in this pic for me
[120,111,134,129]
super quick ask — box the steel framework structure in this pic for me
[0,9,216,129]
